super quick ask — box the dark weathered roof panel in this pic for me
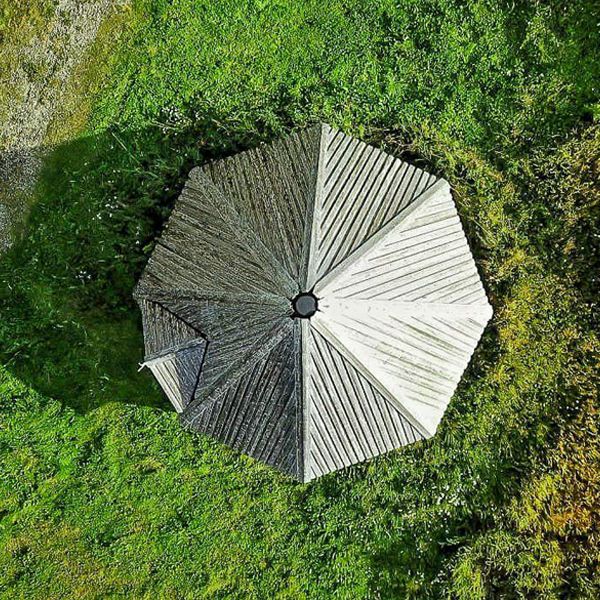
[181,324,302,479]
[139,299,201,357]
[204,125,321,286]
[149,297,291,404]
[144,342,206,413]
[140,170,296,298]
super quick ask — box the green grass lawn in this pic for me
[1,1,599,598]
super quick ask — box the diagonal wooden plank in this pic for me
[307,125,439,287]
[134,275,288,308]
[303,325,423,481]
[315,180,491,307]
[204,125,321,287]
[144,342,207,413]
[138,299,202,358]
[149,296,293,406]
[313,178,449,294]
[181,323,303,480]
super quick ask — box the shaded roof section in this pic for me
[138,300,207,412]
[182,323,302,480]
[141,167,297,299]
[140,295,292,401]
[202,126,321,285]
[135,123,493,482]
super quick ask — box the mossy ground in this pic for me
[0,1,599,598]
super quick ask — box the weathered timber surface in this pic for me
[135,123,493,481]
[182,323,302,479]
[303,325,422,481]
[203,125,321,286]
[306,124,438,288]
[141,169,296,299]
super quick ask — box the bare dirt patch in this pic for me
[0,0,126,251]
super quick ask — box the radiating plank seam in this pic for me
[183,321,291,423]
[135,285,287,308]
[226,360,274,449]
[312,317,432,438]
[315,332,385,460]
[318,148,391,272]
[299,125,329,291]
[306,326,422,478]
[325,153,404,271]
[311,329,374,465]
[203,126,320,287]
[324,313,466,401]
[316,330,375,460]
[316,190,452,296]
[310,335,361,464]
[300,320,312,479]
[314,179,449,294]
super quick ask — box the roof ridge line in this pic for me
[310,318,433,439]
[302,122,329,291]
[314,179,449,294]
[305,123,331,290]
[134,284,287,307]
[141,338,206,367]
[320,297,494,317]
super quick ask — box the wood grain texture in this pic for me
[315,182,490,305]
[135,123,493,481]
[139,168,296,299]
[304,326,422,481]
[152,297,292,405]
[138,300,207,412]
[139,299,201,357]
[307,124,438,287]
[181,324,302,479]
[313,303,490,437]
[203,125,321,287]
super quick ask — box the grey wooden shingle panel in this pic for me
[312,181,492,436]
[152,297,292,404]
[140,169,296,299]
[304,326,422,481]
[139,299,201,357]
[307,124,438,287]
[135,279,284,308]
[203,125,321,286]
[147,342,207,412]
[181,324,302,479]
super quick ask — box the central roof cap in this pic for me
[292,292,318,318]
